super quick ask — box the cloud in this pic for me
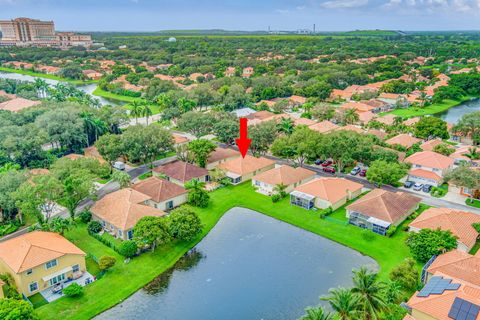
[320,0,369,8]
[382,0,480,11]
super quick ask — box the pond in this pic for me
[95,207,377,320]
[438,98,480,123]
[0,71,123,106]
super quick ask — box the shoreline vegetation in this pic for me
[384,96,477,118]
[0,66,97,85]
[91,87,139,103]
[36,183,414,320]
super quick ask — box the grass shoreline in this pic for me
[36,183,415,320]
[0,66,97,85]
[92,87,138,103]
[384,96,477,118]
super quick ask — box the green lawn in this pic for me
[36,183,415,320]
[384,97,474,118]
[138,171,152,180]
[466,198,480,208]
[91,87,138,103]
[470,241,480,255]
[0,67,97,85]
[29,293,49,309]
[124,102,163,115]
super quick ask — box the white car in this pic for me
[113,161,126,171]
[413,183,423,191]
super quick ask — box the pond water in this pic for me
[95,207,377,320]
[437,98,480,123]
[0,71,123,106]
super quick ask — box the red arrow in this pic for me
[235,118,251,158]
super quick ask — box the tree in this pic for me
[129,100,144,124]
[444,164,480,203]
[311,104,335,121]
[95,134,125,172]
[433,143,455,156]
[133,216,171,251]
[0,298,38,320]
[213,118,239,145]
[0,170,28,222]
[111,170,131,188]
[47,217,72,235]
[366,160,408,187]
[351,267,387,320]
[185,179,210,208]
[276,117,295,135]
[389,258,419,292]
[87,220,102,234]
[453,111,480,145]
[249,120,278,156]
[321,287,359,320]
[99,255,117,271]
[118,240,138,258]
[414,117,449,139]
[384,280,402,304]
[343,109,359,125]
[187,139,217,168]
[167,207,203,242]
[177,112,215,137]
[57,170,96,220]
[405,228,458,262]
[62,283,83,297]
[299,306,335,320]
[141,102,154,125]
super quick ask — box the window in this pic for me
[45,259,57,269]
[166,200,174,210]
[26,269,33,275]
[127,230,134,240]
[118,229,123,237]
[205,175,210,182]
[72,264,80,273]
[29,282,38,292]
[254,180,261,186]
[49,273,65,286]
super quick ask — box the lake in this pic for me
[95,207,377,320]
[438,98,480,123]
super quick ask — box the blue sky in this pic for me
[0,0,479,31]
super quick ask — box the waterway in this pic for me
[438,98,480,123]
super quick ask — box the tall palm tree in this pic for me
[277,117,295,135]
[344,108,359,125]
[34,78,48,98]
[130,100,144,124]
[91,118,108,142]
[393,116,403,127]
[351,267,387,320]
[141,101,153,125]
[273,183,287,197]
[321,287,360,320]
[299,306,334,320]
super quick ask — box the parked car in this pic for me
[359,169,367,177]
[321,160,333,167]
[422,184,433,193]
[113,161,126,171]
[413,183,423,191]
[350,167,361,175]
[403,181,415,188]
[315,159,324,165]
[323,166,336,174]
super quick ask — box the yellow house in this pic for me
[0,231,86,297]
[217,155,276,185]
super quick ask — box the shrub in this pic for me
[79,210,92,223]
[87,221,102,234]
[472,223,480,233]
[167,207,203,242]
[118,240,138,258]
[406,228,457,262]
[361,230,376,241]
[271,194,282,203]
[63,283,83,297]
[99,256,116,271]
[386,225,397,237]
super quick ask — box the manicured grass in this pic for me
[36,183,415,320]
[85,256,101,277]
[470,241,480,255]
[466,198,480,208]
[138,171,152,180]
[0,67,97,85]
[384,97,474,118]
[92,87,138,103]
[124,102,163,115]
[29,293,49,309]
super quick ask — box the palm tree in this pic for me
[34,78,48,98]
[273,183,288,198]
[185,179,206,192]
[344,108,359,125]
[351,267,387,320]
[321,287,360,320]
[299,306,334,320]
[419,92,428,107]
[141,101,153,125]
[393,116,403,127]
[91,118,108,142]
[384,280,402,304]
[47,217,71,236]
[466,147,480,160]
[130,100,144,124]
[277,117,295,135]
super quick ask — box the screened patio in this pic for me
[290,191,315,210]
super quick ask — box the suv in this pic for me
[323,167,336,174]
[413,183,423,191]
[350,167,361,175]
[403,181,415,188]
[422,184,433,193]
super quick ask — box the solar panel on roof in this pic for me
[417,276,461,297]
[448,298,480,320]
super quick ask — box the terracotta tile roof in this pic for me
[379,93,403,100]
[386,134,421,149]
[294,177,363,204]
[153,161,208,183]
[376,114,397,126]
[408,169,442,182]
[361,99,388,109]
[0,90,16,99]
[218,155,275,175]
[0,98,41,112]
[335,125,364,134]
[410,208,480,249]
[402,314,416,320]
[309,120,340,134]
[172,133,189,145]
[404,117,420,126]
[346,189,421,223]
[84,146,106,163]
[427,250,480,287]
[294,118,316,126]
[63,153,84,160]
[91,188,166,231]
[341,102,375,113]
[0,231,85,273]
[132,176,187,203]
[289,95,307,104]
[367,129,387,140]
[253,165,315,186]
[246,111,275,121]
[358,111,376,124]
[404,151,454,169]
[420,139,444,152]
[207,147,240,164]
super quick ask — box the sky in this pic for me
[0,0,479,31]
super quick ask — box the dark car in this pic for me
[321,160,333,167]
[359,169,367,177]
[422,184,433,193]
[315,159,324,165]
[323,166,336,174]
[403,181,415,188]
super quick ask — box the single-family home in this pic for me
[404,151,455,186]
[252,165,316,195]
[242,67,254,78]
[346,189,421,235]
[232,107,257,118]
[290,178,363,210]
[375,114,397,126]
[294,117,317,126]
[358,111,376,124]
[420,139,444,152]
[0,231,86,297]
[82,69,103,80]
[309,120,340,134]
[218,155,276,185]
[91,188,166,240]
[225,67,236,77]
[385,134,422,149]
[132,176,188,211]
[341,102,375,113]
[153,160,209,186]
[206,147,240,170]
[367,129,387,140]
[361,99,391,113]
[172,133,190,146]
[288,95,307,106]
[0,98,41,113]
[409,207,480,252]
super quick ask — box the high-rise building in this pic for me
[0,17,92,47]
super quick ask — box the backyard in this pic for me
[35,182,417,320]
